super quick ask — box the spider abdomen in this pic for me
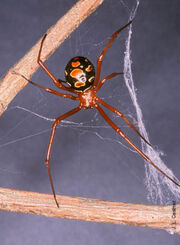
[65,56,95,92]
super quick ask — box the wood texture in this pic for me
[0,0,104,116]
[0,187,179,235]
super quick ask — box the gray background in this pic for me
[0,0,180,244]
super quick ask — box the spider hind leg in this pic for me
[95,102,180,187]
[96,97,151,146]
[45,106,82,207]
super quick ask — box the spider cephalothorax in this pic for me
[18,20,180,208]
[65,56,95,92]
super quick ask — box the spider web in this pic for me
[0,0,180,207]
[123,0,180,205]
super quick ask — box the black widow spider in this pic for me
[16,21,180,207]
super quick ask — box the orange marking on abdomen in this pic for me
[72,61,80,67]
[70,68,83,78]
[85,65,92,72]
[75,81,85,87]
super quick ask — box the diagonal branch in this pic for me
[0,0,104,116]
[0,187,179,235]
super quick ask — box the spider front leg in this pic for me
[95,103,180,187]
[93,21,132,89]
[45,106,82,207]
[12,72,78,100]
[37,34,75,93]
[94,72,123,93]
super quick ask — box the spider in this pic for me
[16,21,180,207]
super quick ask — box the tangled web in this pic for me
[124,0,180,204]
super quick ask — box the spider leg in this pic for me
[37,34,76,94]
[95,103,180,187]
[96,97,151,146]
[93,21,132,89]
[46,106,82,207]
[94,72,123,93]
[14,72,77,100]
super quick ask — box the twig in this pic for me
[0,0,104,116]
[0,187,179,234]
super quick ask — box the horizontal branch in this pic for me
[0,0,104,116]
[0,187,179,234]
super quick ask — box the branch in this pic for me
[0,187,179,234]
[0,0,104,116]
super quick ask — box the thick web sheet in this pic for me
[123,0,180,204]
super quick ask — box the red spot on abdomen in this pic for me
[70,68,83,78]
[72,61,80,67]
[75,81,85,87]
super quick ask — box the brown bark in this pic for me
[0,187,179,235]
[0,0,104,116]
